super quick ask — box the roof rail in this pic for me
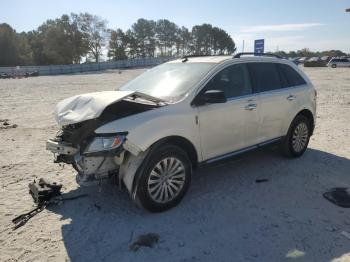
[181,54,214,62]
[181,54,211,59]
[233,52,282,59]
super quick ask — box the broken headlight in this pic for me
[84,135,126,154]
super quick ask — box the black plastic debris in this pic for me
[323,188,350,208]
[94,203,101,211]
[12,204,49,230]
[12,178,88,230]
[29,178,62,205]
[256,178,269,183]
[129,233,160,251]
[0,119,18,129]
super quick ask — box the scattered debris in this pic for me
[0,119,18,129]
[12,178,88,230]
[129,233,160,252]
[94,203,101,211]
[12,203,49,230]
[0,71,39,79]
[286,249,305,258]
[1,164,15,170]
[256,178,269,183]
[24,71,39,78]
[29,178,62,205]
[325,225,338,232]
[323,188,350,208]
[341,231,350,240]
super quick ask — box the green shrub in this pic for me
[304,61,327,67]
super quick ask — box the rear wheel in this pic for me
[331,64,337,68]
[281,115,311,158]
[135,144,191,212]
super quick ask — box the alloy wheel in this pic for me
[147,157,186,203]
[292,122,309,153]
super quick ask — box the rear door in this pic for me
[247,62,304,143]
[196,63,259,160]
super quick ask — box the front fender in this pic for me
[95,103,202,160]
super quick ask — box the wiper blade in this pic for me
[130,92,168,106]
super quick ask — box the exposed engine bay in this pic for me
[47,91,165,192]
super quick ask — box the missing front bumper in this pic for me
[46,138,122,182]
[46,139,78,155]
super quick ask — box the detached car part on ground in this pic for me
[47,53,317,212]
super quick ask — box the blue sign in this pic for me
[254,39,264,54]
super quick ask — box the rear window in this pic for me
[278,64,306,87]
[331,58,349,62]
[247,63,281,92]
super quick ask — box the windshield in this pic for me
[119,62,215,102]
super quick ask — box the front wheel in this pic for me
[331,64,337,68]
[135,144,192,212]
[281,115,311,158]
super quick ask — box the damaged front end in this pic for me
[47,128,127,184]
[46,91,164,188]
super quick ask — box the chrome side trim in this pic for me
[204,137,282,164]
[258,137,282,147]
[206,145,257,164]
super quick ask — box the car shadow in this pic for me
[48,147,350,262]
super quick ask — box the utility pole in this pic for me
[242,40,245,52]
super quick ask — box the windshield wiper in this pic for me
[125,93,167,106]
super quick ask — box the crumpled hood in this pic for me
[54,90,135,126]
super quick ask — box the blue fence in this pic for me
[0,57,173,76]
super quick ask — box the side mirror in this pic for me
[203,90,227,104]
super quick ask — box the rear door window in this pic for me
[278,64,306,87]
[247,63,282,93]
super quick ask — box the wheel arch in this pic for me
[128,135,198,199]
[295,109,315,135]
[147,135,199,168]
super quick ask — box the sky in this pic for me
[1,0,350,53]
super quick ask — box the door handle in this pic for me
[245,104,257,110]
[287,95,296,101]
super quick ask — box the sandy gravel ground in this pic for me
[0,67,349,262]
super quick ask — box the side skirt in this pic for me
[199,137,282,166]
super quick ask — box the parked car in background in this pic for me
[321,56,331,62]
[327,57,350,68]
[47,53,317,212]
[298,57,308,63]
[308,57,321,62]
[288,57,301,65]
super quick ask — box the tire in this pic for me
[332,64,337,68]
[281,115,311,158]
[135,144,192,212]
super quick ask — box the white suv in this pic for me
[327,57,350,68]
[47,53,317,212]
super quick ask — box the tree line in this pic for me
[270,48,348,59]
[0,13,236,66]
[1,13,348,67]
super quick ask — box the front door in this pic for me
[196,63,259,161]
